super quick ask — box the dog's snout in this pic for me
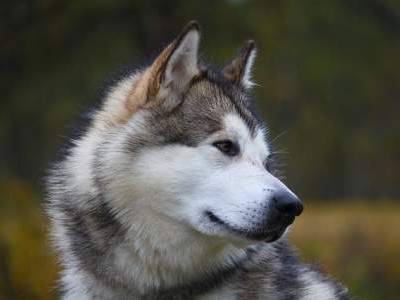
[272,191,303,217]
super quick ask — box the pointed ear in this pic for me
[147,21,201,103]
[222,40,257,89]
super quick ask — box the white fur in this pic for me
[89,111,298,294]
[241,47,257,88]
[99,112,295,239]
[300,272,337,300]
[70,112,249,294]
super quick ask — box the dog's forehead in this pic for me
[183,79,258,129]
[224,113,270,155]
[180,79,268,151]
[224,113,253,140]
[144,77,266,148]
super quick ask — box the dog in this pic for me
[46,21,348,299]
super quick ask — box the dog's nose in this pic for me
[273,191,303,217]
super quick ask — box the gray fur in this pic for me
[46,22,348,299]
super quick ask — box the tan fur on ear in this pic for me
[125,21,200,117]
[99,22,200,126]
[125,43,175,115]
[103,43,174,126]
[95,48,175,127]
[145,43,175,102]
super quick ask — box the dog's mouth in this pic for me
[205,210,294,243]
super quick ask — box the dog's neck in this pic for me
[105,206,253,297]
[59,195,258,299]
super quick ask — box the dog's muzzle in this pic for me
[205,190,303,243]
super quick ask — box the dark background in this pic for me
[1,1,399,299]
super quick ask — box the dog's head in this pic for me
[96,21,302,245]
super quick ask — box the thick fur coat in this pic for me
[46,21,348,299]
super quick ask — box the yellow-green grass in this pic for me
[289,201,400,300]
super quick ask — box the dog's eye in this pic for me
[213,140,239,157]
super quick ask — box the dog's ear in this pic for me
[222,40,256,89]
[146,21,201,106]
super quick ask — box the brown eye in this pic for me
[213,140,239,157]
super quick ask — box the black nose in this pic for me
[273,191,303,217]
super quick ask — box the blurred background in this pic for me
[1,0,399,299]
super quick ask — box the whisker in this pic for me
[269,149,290,156]
[269,130,288,144]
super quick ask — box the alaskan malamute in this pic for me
[47,21,348,299]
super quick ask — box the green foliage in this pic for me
[290,201,400,300]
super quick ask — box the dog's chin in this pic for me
[204,211,294,243]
